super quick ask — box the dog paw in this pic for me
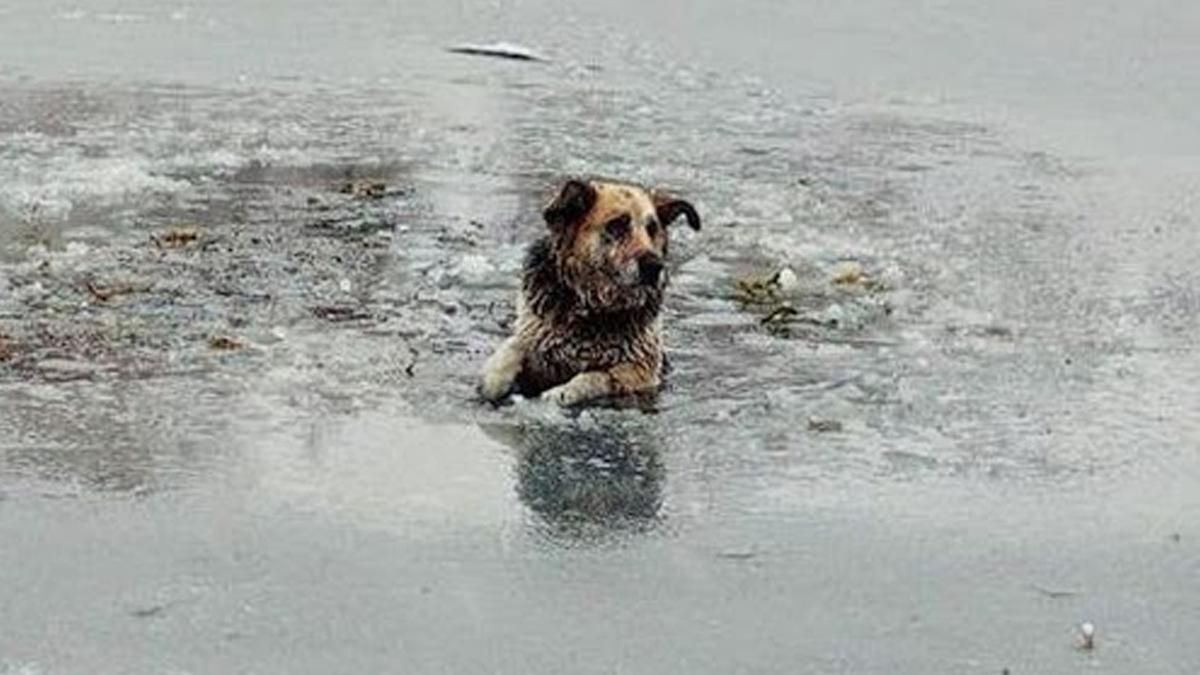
[478,369,515,402]
[541,382,586,407]
[544,379,600,403]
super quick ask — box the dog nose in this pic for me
[637,254,664,286]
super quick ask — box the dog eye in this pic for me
[645,219,660,238]
[604,215,631,240]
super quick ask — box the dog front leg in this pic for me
[542,363,660,407]
[479,336,526,402]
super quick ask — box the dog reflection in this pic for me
[482,421,665,540]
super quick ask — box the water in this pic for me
[1,1,1198,673]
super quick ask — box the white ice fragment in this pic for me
[455,254,495,283]
[1079,622,1096,650]
[775,267,800,292]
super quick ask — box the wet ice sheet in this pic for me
[2,402,1197,673]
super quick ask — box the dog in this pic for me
[479,178,700,406]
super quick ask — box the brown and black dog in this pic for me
[479,178,701,406]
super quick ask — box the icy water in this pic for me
[2,1,1199,673]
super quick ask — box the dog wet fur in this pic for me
[479,178,701,407]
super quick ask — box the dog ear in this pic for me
[543,179,597,233]
[652,192,701,231]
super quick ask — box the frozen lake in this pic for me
[1,1,1198,672]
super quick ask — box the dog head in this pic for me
[542,178,700,311]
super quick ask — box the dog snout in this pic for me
[637,254,664,286]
